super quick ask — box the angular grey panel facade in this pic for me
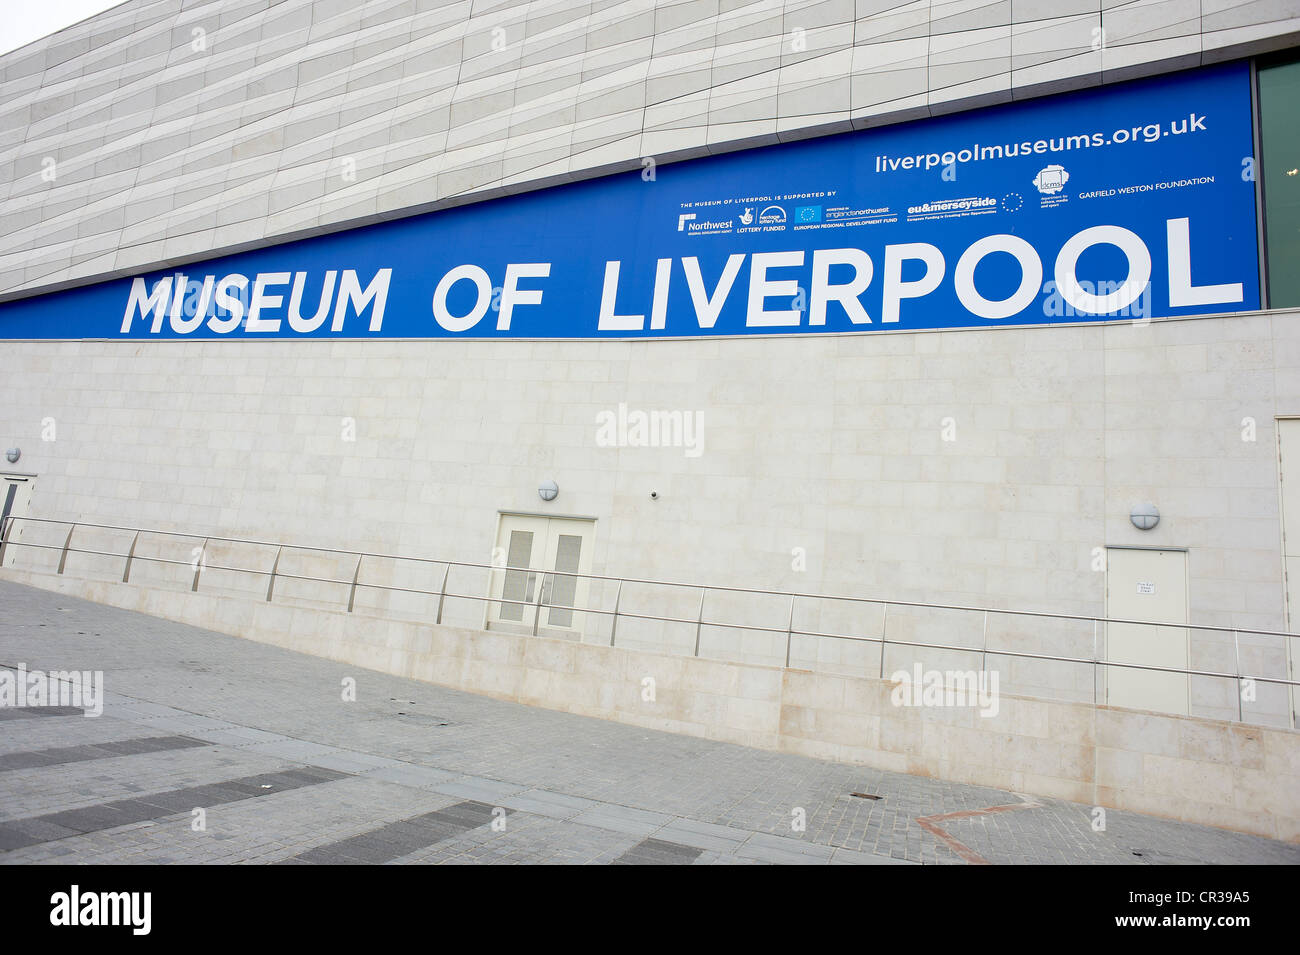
[2,0,1298,301]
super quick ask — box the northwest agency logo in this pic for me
[595,403,704,458]
[678,214,733,235]
[0,664,103,716]
[1033,164,1070,194]
[50,886,151,935]
[890,664,1000,717]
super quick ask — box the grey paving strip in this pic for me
[613,837,703,865]
[365,764,461,789]
[734,831,838,865]
[653,816,754,853]
[281,800,511,865]
[387,810,643,866]
[0,706,85,720]
[0,734,209,772]
[0,766,350,852]
[428,774,530,804]
[498,788,599,820]
[568,803,675,838]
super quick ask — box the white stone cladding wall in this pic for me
[3,0,1299,299]
[2,310,1297,724]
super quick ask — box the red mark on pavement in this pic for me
[916,798,1042,865]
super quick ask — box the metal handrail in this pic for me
[6,514,1297,638]
[1,516,1296,721]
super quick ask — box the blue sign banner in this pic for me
[0,61,1260,341]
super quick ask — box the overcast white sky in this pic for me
[1,0,129,57]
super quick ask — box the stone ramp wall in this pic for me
[4,566,1295,842]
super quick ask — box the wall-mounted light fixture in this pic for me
[4,448,18,464]
[538,479,559,502]
[1130,503,1159,531]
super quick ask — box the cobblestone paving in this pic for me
[0,580,1296,865]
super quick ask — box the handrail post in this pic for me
[980,609,989,672]
[121,530,141,583]
[784,595,796,668]
[879,602,889,679]
[1092,618,1099,707]
[57,524,77,575]
[191,537,208,592]
[435,562,451,624]
[1233,629,1243,722]
[347,554,363,612]
[265,545,283,602]
[693,588,707,657]
[609,579,623,647]
[531,571,547,636]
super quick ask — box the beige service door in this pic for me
[0,473,35,568]
[1278,418,1300,726]
[487,514,594,638]
[1105,547,1189,715]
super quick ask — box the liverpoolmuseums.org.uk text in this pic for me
[874,112,1210,174]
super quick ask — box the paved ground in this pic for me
[0,580,1295,866]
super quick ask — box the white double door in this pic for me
[488,514,594,637]
[0,473,35,568]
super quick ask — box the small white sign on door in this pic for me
[1136,581,1156,595]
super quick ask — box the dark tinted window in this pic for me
[1259,52,1300,307]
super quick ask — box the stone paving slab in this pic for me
[653,817,754,852]
[613,837,703,865]
[365,765,460,789]
[568,803,675,838]
[1,579,1297,865]
[429,775,529,804]
[498,789,602,821]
